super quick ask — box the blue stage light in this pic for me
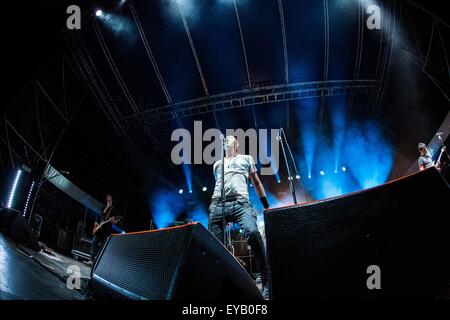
[152,189,186,229]
[320,170,325,176]
[95,10,103,17]
[202,187,207,192]
[182,164,193,197]
[340,122,393,189]
[342,166,347,172]
[187,204,209,228]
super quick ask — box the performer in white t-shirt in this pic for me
[208,136,270,299]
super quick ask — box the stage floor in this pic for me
[0,232,91,300]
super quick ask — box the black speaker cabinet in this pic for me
[264,167,450,299]
[0,208,40,251]
[91,223,262,300]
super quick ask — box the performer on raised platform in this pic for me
[418,142,447,172]
[208,136,270,299]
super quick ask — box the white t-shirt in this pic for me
[212,154,257,200]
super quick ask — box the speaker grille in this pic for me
[265,168,450,299]
[93,226,192,299]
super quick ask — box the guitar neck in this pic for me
[437,150,445,164]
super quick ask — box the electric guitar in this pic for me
[436,146,447,171]
[93,216,121,236]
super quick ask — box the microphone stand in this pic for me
[221,136,227,246]
[278,129,298,205]
[280,128,309,203]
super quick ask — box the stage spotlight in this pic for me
[202,187,207,192]
[95,10,103,17]
[258,221,265,227]
[308,174,312,179]
[249,184,253,187]
[178,189,184,194]
[295,175,300,180]
[320,170,325,176]
[189,189,193,194]
[277,179,281,184]
[334,169,338,174]
[288,176,293,181]
[342,166,347,172]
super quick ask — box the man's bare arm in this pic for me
[250,172,266,198]
[93,222,99,235]
[250,172,269,209]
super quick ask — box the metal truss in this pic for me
[1,52,85,170]
[121,79,378,127]
[370,0,450,116]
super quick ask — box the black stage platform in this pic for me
[0,232,91,300]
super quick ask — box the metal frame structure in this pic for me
[121,79,378,127]
[1,53,83,171]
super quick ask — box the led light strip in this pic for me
[23,181,35,216]
[7,170,22,208]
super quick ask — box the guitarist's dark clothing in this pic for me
[91,206,119,262]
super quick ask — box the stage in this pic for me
[0,232,91,300]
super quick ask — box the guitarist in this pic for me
[91,194,121,262]
[418,142,447,172]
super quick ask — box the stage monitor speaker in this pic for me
[264,167,450,299]
[90,222,262,300]
[0,208,40,251]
